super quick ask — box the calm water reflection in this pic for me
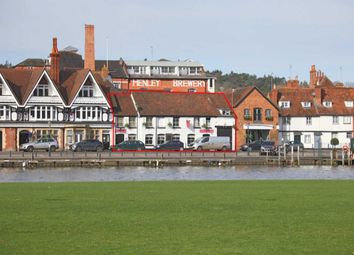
[1,165,354,182]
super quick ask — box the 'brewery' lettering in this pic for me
[132,80,160,87]
[173,80,205,87]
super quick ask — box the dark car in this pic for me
[285,141,304,152]
[70,140,104,152]
[114,140,145,151]
[155,141,184,150]
[260,141,277,155]
[240,140,262,151]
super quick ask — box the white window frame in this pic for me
[343,116,351,124]
[345,101,353,108]
[332,116,339,125]
[306,117,312,125]
[145,134,153,145]
[323,101,332,108]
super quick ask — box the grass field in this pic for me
[0,180,354,254]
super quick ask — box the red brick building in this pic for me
[226,86,279,148]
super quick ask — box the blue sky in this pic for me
[1,0,354,82]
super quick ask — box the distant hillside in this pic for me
[207,70,288,94]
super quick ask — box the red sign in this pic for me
[200,129,214,134]
[115,128,127,134]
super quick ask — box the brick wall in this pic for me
[234,89,279,147]
[4,128,17,151]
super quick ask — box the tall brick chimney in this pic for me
[50,37,60,84]
[309,65,316,87]
[84,24,95,71]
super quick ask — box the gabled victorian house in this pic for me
[0,37,113,151]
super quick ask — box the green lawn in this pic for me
[0,180,354,255]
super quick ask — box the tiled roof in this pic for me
[110,91,232,117]
[0,68,44,104]
[276,86,354,116]
[224,86,279,110]
[0,68,114,106]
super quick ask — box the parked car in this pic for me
[240,140,262,151]
[20,137,58,152]
[260,141,277,155]
[240,140,276,154]
[114,140,145,151]
[155,140,184,150]
[70,140,104,152]
[285,141,304,152]
[189,136,230,151]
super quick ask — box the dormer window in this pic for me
[345,101,353,108]
[33,76,49,96]
[79,78,94,97]
[323,101,332,108]
[302,101,311,108]
[33,84,49,96]
[279,101,290,108]
[219,109,231,116]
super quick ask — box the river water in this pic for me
[1,165,354,182]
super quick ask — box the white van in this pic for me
[189,136,231,151]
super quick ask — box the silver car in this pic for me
[20,138,59,152]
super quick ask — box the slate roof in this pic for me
[15,58,47,67]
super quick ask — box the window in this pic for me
[0,106,11,120]
[66,130,73,144]
[29,106,56,120]
[79,79,94,97]
[306,117,312,125]
[194,117,200,128]
[302,102,311,108]
[128,134,136,141]
[343,116,351,124]
[161,66,175,74]
[157,134,165,145]
[129,117,136,128]
[189,67,196,75]
[173,117,179,128]
[347,132,352,139]
[332,116,339,125]
[253,108,262,121]
[323,101,332,108]
[305,135,311,144]
[280,101,290,108]
[145,134,153,145]
[187,134,195,145]
[331,132,338,139]
[145,117,153,128]
[113,82,121,89]
[116,117,124,127]
[206,117,211,128]
[172,134,180,141]
[244,108,251,119]
[345,101,353,108]
[75,107,100,121]
[284,117,291,125]
[220,109,231,116]
[265,109,272,117]
[33,84,49,96]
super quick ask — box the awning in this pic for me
[243,124,273,130]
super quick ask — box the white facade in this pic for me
[115,116,235,150]
[279,115,353,148]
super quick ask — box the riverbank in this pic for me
[0,150,351,168]
[1,180,354,254]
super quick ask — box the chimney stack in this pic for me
[309,64,316,87]
[84,24,95,71]
[50,37,60,84]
